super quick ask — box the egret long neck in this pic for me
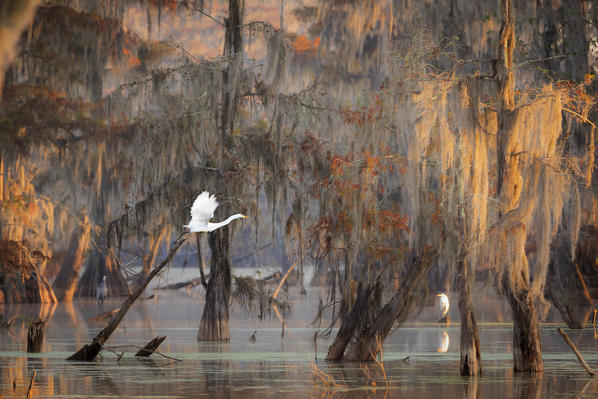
[207,214,245,231]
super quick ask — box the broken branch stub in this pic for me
[135,336,167,357]
[27,319,47,353]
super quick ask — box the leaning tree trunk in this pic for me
[198,228,232,341]
[496,0,543,373]
[326,281,377,360]
[53,214,91,301]
[68,236,186,361]
[456,256,482,375]
[326,250,434,361]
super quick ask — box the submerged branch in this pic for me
[557,328,596,376]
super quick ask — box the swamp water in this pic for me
[1,271,597,398]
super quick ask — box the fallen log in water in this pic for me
[157,277,205,290]
[557,327,596,376]
[27,319,47,353]
[159,271,283,291]
[135,336,167,357]
[67,235,187,361]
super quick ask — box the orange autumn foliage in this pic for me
[293,35,320,56]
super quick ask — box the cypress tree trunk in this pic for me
[325,282,376,360]
[196,0,244,342]
[53,213,91,301]
[496,0,543,373]
[198,228,232,341]
[456,257,482,375]
[503,269,543,372]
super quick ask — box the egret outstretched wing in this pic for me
[185,191,247,232]
[186,191,219,231]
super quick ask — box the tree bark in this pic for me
[503,271,543,372]
[195,0,244,342]
[325,282,376,360]
[456,257,482,376]
[135,336,167,357]
[53,214,91,301]
[0,239,56,304]
[198,228,232,341]
[27,319,46,353]
[327,250,434,361]
[496,0,543,373]
[67,236,186,361]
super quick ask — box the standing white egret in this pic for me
[184,191,247,232]
[437,293,450,323]
[97,275,107,304]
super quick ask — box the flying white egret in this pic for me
[184,191,247,232]
[437,293,450,323]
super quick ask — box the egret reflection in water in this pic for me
[437,330,450,353]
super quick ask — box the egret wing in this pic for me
[189,191,219,227]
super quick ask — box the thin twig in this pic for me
[104,345,183,362]
[101,346,124,360]
[188,4,225,26]
[562,107,597,128]
[308,360,340,388]
[514,54,569,69]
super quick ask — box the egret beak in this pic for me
[241,215,248,219]
[436,294,441,297]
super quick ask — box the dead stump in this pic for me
[135,336,167,357]
[27,319,47,353]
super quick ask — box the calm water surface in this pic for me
[1,276,597,398]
